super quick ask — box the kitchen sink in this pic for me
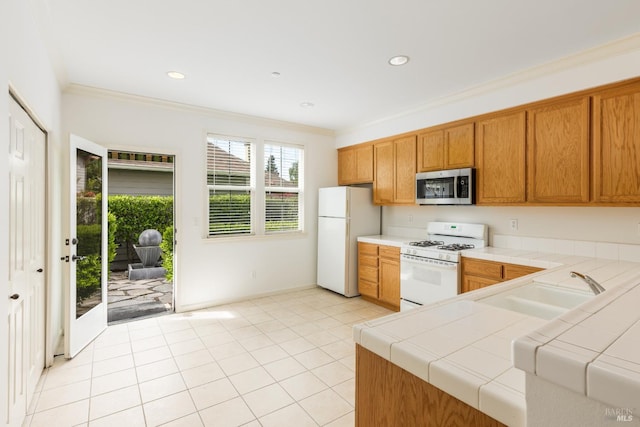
[477,282,593,320]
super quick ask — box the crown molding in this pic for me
[63,84,336,137]
[338,32,640,136]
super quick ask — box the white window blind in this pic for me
[264,143,303,233]
[206,136,254,236]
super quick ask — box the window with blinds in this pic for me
[206,136,254,236]
[264,143,303,234]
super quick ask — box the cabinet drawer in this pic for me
[461,258,503,280]
[379,245,400,259]
[359,242,379,256]
[359,254,378,268]
[503,263,543,280]
[358,279,378,299]
[359,265,378,283]
[461,275,501,293]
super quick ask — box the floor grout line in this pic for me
[28,287,392,426]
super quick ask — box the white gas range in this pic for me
[400,222,487,311]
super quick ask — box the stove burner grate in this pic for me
[408,240,445,247]
[437,243,476,251]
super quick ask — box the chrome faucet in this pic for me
[570,271,606,295]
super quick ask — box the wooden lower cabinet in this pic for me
[461,257,543,293]
[356,345,505,427]
[358,242,400,311]
[379,248,400,307]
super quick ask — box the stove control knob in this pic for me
[446,254,451,261]
[438,254,444,260]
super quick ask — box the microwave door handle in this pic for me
[453,176,459,200]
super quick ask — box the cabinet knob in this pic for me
[9,294,19,300]
[37,268,44,273]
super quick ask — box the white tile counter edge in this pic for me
[353,238,640,426]
[356,234,411,247]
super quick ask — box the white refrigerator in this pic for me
[317,186,381,297]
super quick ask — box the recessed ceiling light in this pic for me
[388,55,410,66]
[167,71,185,79]
[271,71,281,78]
[300,102,315,108]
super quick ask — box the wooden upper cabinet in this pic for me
[373,140,395,204]
[338,144,374,185]
[338,148,356,185]
[527,97,590,203]
[394,135,417,204]
[373,135,416,205]
[417,130,444,171]
[417,123,474,172]
[444,123,475,169]
[592,82,640,203]
[476,111,527,204]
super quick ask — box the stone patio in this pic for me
[107,270,173,323]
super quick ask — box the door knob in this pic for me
[72,255,86,262]
[9,294,19,300]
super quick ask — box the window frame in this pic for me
[205,134,304,239]
[205,134,256,237]
[263,141,304,235]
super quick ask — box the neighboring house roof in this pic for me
[108,147,297,188]
[108,158,174,173]
[207,144,297,188]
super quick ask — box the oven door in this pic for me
[400,254,459,311]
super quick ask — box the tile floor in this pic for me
[24,287,393,427]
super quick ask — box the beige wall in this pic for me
[62,88,337,311]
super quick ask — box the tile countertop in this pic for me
[356,234,413,248]
[352,246,640,427]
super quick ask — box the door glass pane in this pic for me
[76,149,103,318]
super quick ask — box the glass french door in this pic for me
[65,134,108,358]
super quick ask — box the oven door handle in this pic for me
[401,255,458,270]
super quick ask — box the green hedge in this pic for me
[208,194,298,234]
[160,226,174,281]
[108,195,174,263]
[75,211,118,302]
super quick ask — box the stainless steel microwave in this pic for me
[416,168,475,205]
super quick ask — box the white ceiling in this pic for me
[38,0,640,131]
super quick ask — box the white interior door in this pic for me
[65,134,108,358]
[7,97,46,427]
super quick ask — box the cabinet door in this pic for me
[393,135,417,204]
[503,263,543,280]
[417,130,444,172]
[379,257,400,308]
[461,257,503,280]
[476,111,527,204]
[528,97,590,203]
[355,145,374,183]
[444,123,475,169]
[373,140,395,204]
[593,83,640,203]
[338,148,356,185]
[461,275,501,293]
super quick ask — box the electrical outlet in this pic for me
[251,270,257,279]
[408,215,413,223]
[510,219,518,232]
